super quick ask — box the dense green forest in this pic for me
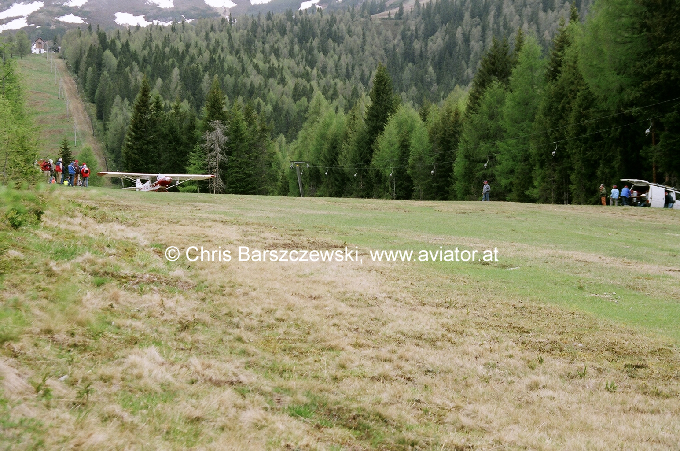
[0,42,46,230]
[0,45,38,185]
[59,0,678,201]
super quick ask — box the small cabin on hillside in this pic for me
[31,38,46,54]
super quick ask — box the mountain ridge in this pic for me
[0,0,360,37]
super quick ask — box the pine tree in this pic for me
[95,71,114,122]
[496,35,546,203]
[105,96,131,169]
[565,81,603,205]
[453,82,506,200]
[14,31,31,59]
[407,116,434,200]
[121,76,156,172]
[224,100,254,194]
[244,101,276,195]
[630,0,680,184]
[162,100,196,174]
[337,101,367,197]
[317,112,347,197]
[466,37,512,114]
[1,57,38,185]
[429,98,463,200]
[59,138,74,166]
[511,28,525,67]
[546,6,578,84]
[534,44,585,204]
[359,63,398,197]
[372,105,419,199]
[201,76,228,133]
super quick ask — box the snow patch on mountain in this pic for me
[0,2,44,20]
[114,12,172,26]
[58,13,85,23]
[299,0,319,10]
[204,0,237,8]
[0,17,30,31]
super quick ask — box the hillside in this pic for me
[1,189,679,448]
[57,0,593,178]
[0,0,367,36]
[17,53,107,173]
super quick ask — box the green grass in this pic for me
[164,193,680,342]
[5,53,679,449]
[16,55,105,184]
[17,55,76,157]
[0,298,28,345]
[1,188,679,449]
[0,390,46,449]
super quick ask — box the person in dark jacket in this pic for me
[482,181,490,201]
[620,185,630,206]
[67,161,76,186]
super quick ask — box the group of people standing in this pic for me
[601,184,626,206]
[601,184,641,206]
[38,158,90,187]
[600,183,676,208]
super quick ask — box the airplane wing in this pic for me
[156,174,215,180]
[97,171,157,179]
[97,172,214,180]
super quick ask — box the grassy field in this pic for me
[1,187,679,449]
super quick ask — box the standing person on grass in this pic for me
[81,163,90,187]
[599,184,607,206]
[482,180,490,201]
[73,160,80,186]
[610,185,619,206]
[55,158,63,184]
[67,161,76,186]
[40,159,52,183]
[620,185,630,206]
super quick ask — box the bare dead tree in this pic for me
[204,120,228,194]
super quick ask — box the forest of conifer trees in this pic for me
[57,0,678,202]
[0,52,37,186]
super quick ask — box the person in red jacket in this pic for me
[54,158,63,184]
[81,163,90,187]
[40,159,52,183]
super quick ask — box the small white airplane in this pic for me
[97,172,215,192]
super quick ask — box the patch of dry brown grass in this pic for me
[1,189,678,449]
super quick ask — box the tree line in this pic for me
[286,0,678,202]
[0,41,38,185]
[0,31,33,59]
[60,0,678,201]
[60,0,588,166]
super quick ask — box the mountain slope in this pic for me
[0,0,357,35]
